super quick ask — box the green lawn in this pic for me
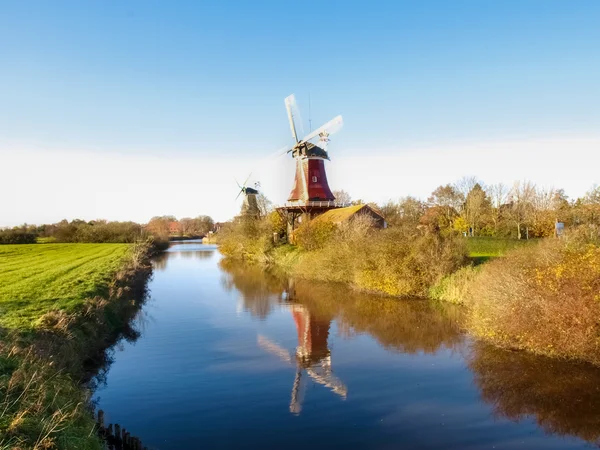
[0,243,131,329]
[466,237,536,264]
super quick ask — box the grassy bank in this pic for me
[0,242,154,449]
[220,217,468,298]
[219,217,600,366]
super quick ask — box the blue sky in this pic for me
[1,1,599,225]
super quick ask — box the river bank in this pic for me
[0,241,157,449]
[95,243,600,449]
[218,217,600,366]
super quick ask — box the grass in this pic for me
[466,237,534,258]
[0,242,153,449]
[0,244,130,329]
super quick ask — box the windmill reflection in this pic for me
[258,300,347,415]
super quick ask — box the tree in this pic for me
[505,181,536,239]
[333,190,352,205]
[488,183,509,236]
[463,183,490,236]
[398,196,426,226]
[256,194,273,217]
[454,176,479,214]
[147,216,176,238]
[428,184,463,221]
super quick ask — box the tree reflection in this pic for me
[289,280,464,354]
[468,342,600,445]
[219,259,287,319]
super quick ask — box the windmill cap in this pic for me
[294,142,329,160]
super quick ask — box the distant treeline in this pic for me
[365,179,600,239]
[1,215,216,244]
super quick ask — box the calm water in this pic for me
[95,242,600,449]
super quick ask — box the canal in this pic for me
[95,241,600,449]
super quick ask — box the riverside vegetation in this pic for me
[0,240,159,449]
[218,180,600,367]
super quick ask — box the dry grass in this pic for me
[464,232,600,364]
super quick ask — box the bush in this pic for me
[42,220,146,243]
[0,230,36,244]
[295,220,468,298]
[294,220,336,251]
[429,265,480,304]
[218,216,274,263]
[464,229,600,364]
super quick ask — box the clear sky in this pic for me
[1,1,599,226]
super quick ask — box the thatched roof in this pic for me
[312,204,364,223]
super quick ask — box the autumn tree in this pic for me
[463,183,490,236]
[428,184,463,221]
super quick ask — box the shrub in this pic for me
[464,230,600,364]
[295,221,468,298]
[294,220,336,251]
[429,265,480,304]
[218,216,274,263]
[0,230,36,244]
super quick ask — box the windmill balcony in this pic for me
[283,200,352,209]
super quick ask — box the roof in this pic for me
[291,142,329,160]
[311,204,368,224]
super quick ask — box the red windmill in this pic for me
[275,94,347,231]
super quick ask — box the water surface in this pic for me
[95,242,600,449]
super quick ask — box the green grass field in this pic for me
[466,237,535,263]
[0,243,131,329]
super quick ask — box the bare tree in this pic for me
[488,183,509,235]
[454,176,479,213]
[506,181,536,239]
[333,190,352,205]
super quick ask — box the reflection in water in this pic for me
[98,246,600,449]
[258,303,347,414]
[288,279,464,354]
[220,261,463,354]
[468,342,600,446]
[220,262,463,415]
[154,248,215,271]
[220,260,286,319]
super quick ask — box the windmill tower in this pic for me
[276,94,346,232]
[236,175,261,217]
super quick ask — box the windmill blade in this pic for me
[264,144,294,161]
[299,115,343,144]
[284,94,299,143]
[257,335,293,364]
[286,94,305,138]
[243,172,253,187]
[289,368,306,415]
[235,187,244,201]
[306,364,348,399]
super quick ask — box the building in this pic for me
[309,204,387,229]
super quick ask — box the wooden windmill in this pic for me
[275,95,347,231]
